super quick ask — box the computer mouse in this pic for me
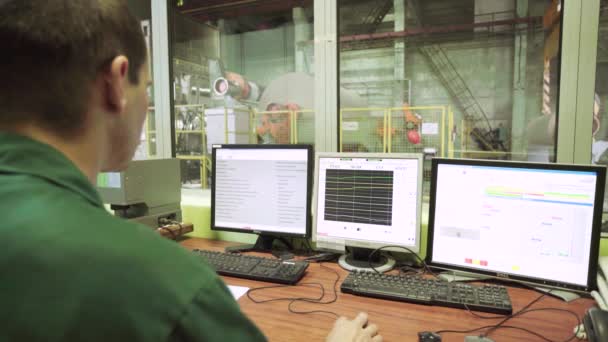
[418,331,441,342]
[583,307,608,342]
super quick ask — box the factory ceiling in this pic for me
[174,0,544,50]
[177,0,312,22]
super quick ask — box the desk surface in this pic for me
[181,238,594,342]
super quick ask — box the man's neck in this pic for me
[11,125,101,184]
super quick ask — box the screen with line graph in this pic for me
[427,158,606,293]
[314,153,423,252]
[324,169,394,226]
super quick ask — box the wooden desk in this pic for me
[181,238,594,342]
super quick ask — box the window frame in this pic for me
[147,0,598,164]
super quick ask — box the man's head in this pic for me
[0,0,149,171]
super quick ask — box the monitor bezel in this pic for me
[312,152,424,253]
[426,157,606,293]
[211,144,314,238]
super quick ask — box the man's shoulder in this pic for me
[0,174,219,300]
[0,191,233,340]
[64,209,218,294]
[2,172,215,288]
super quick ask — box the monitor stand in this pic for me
[338,247,396,273]
[438,271,580,302]
[224,235,293,253]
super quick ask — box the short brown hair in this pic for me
[0,0,147,137]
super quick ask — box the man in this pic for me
[0,1,382,341]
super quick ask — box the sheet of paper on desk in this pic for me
[228,285,249,300]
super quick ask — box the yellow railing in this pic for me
[170,104,458,188]
[292,110,314,144]
[339,105,451,157]
[174,106,314,189]
[339,107,388,152]
[175,104,207,188]
[176,155,210,188]
[225,107,256,144]
[252,109,291,143]
[386,106,446,155]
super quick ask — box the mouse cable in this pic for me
[435,291,546,335]
[397,264,425,276]
[367,245,436,276]
[367,246,520,321]
[434,308,581,342]
[287,263,341,317]
[285,237,315,256]
[246,262,341,319]
[480,291,548,337]
[487,307,581,342]
[436,304,581,341]
[437,324,568,342]
[361,249,580,341]
[304,239,314,254]
[365,245,525,321]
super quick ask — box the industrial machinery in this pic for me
[97,159,182,228]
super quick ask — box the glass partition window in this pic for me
[127,0,158,160]
[592,0,608,217]
[593,1,608,166]
[171,0,315,188]
[338,0,562,165]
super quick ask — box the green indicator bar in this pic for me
[485,191,521,198]
[97,173,108,187]
[545,192,590,199]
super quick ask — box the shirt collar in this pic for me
[0,132,104,208]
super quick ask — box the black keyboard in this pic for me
[193,249,309,285]
[341,271,513,315]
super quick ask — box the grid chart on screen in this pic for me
[324,169,394,226]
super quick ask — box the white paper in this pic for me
[342,121,359,131]
[421,122,439,135]
[228,285,249,300]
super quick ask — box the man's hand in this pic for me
[326,312,382,342]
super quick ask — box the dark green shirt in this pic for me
[0,132,266,341]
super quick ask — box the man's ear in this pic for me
[104,55,130,115]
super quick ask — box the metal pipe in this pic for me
[340,16,542,43]
[182,0,259,14]
[183,0,313,19]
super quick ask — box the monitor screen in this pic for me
[211,144,312,237]
[314,153,423,253]
[427,158,606,293]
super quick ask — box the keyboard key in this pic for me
[341,271,512,315]
[193,249,309,285]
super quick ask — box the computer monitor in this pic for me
[211,144,313,252]
[313,152,423,272]
[427,158,606,293]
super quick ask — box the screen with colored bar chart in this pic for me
[427,158,606,293]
